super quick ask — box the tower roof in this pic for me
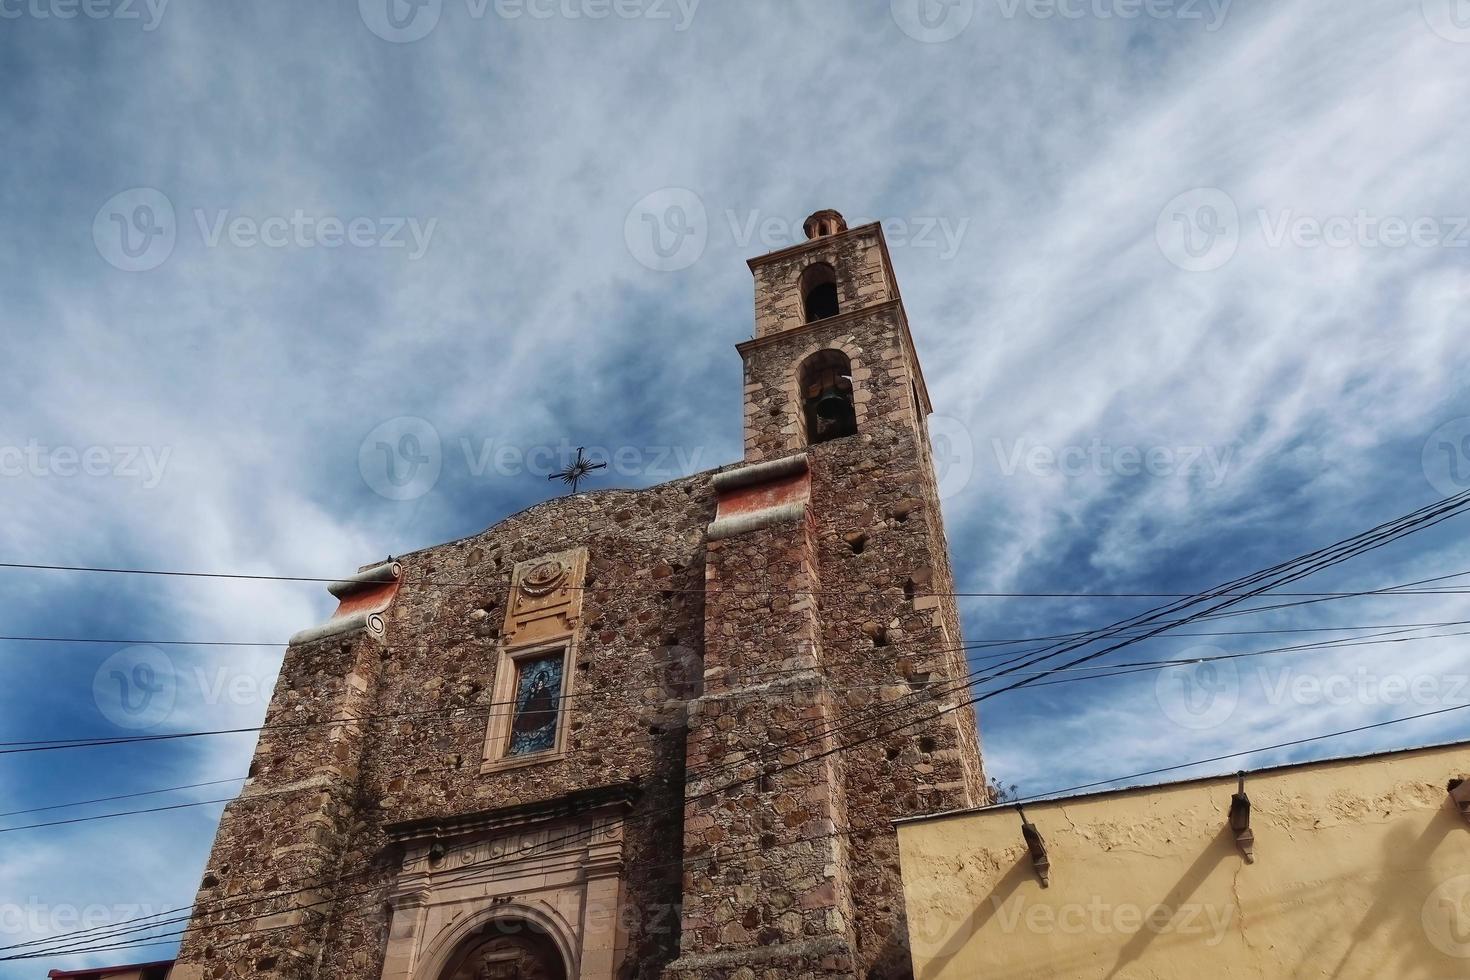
[803,209,848,239]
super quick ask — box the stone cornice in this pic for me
[745,220,884,271]
[735,299,904,355]
[734,299,932,415]
[384,782,640,843]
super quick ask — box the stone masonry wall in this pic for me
[666,512,860,980]
[173,628,384,979]
[177,478,717,980]
[739,242,987,977]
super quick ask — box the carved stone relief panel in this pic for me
[500,548,588,649]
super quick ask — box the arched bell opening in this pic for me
[799,348,858,445]
[437,918,569,980]
[800,262,840,323]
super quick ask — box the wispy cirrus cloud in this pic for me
[2,0,1469,973]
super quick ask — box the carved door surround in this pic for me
[379,785,636,980]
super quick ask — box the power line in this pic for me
[1002,700,1470,806]
[9,607,1470,656]
[0,776,245,819]
[2,559,1467,599]
[9,698,1469,965]
[0,796,235,834]
[10,613,1467,761]
[687,494,1470,785]
[693,490,1470,795]
[3,622,1465,835]
[9,495,1470,958]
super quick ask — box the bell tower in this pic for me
[668,211,987,979]
[738,209,934,463]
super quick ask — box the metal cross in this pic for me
[548,446,607,495]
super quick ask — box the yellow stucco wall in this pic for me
[896,742,1470,979]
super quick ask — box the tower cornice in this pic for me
[734,298,934,418]
[745,220,885,271]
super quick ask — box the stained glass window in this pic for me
[507,653,563,756]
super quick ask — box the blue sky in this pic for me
[3,0,1470,972]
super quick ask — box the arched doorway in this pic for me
[437,921,569,980]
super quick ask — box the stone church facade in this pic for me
[171,210,986,980]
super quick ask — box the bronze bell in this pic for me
[811,376,853,420]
